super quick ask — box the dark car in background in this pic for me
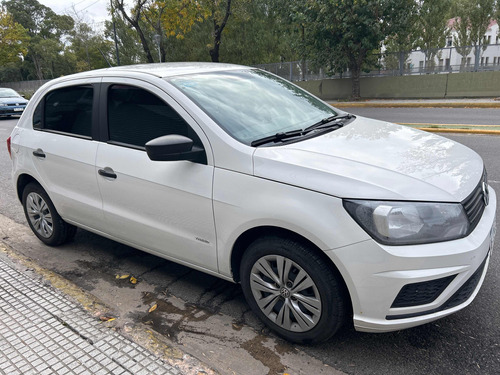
[0,88,28,117]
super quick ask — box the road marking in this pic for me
[399,123,500,127]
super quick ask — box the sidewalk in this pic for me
[0,249,188,375]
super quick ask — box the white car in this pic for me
[7,63,496,343]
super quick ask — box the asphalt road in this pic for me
[336,107,500,125]
[1,115,499,375]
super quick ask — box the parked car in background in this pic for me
[7,63,497,343]
[0,88,28,117]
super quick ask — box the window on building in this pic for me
[445,58,451,69]
[33,85,93,138]
[467,57,471,66]
[485,57,489,66]
[494,57,497,65]
[486,35,491,45]
[481,57,484,66]
[446,37,453,47]
[419,61,424,71]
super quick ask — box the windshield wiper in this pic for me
[251,129,304,147]
[251,114,355,147]
[303,114,355,132]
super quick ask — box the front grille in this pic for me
[462,169,488,233]
[391,275,456,308]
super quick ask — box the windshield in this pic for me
[168,69,337,145]
[0,88,21,98]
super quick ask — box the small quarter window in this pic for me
[41,85,93,137]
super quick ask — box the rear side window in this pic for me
[107,85,191,148]
[33,85,93,137]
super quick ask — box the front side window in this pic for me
[169,69,338,145]
[35,85,93,137]
[107,85,195,148]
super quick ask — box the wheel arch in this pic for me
[231,226,351,301]
[16,173,40,202]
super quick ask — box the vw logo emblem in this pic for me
[482,181,489,206]
[280,287,291,299]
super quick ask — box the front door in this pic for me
[95,79,217,271]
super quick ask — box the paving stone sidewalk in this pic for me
[0,255,182,375]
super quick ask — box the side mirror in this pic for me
[145,134,204,162]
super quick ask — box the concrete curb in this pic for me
[331,102,500,109]
[416,127,500,135]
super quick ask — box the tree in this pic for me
[0,8,29,66]
[143,0,209,62]
[113,0,155,63]
[104,13,146,65]
[4,0,74,79]
[453,0,496,71]
[414,0,452,71]
[206,0,232,62]
[305,0,416,99]
[217,0,297,65]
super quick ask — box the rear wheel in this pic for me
[240,236,347,344]
[22,182,77,246]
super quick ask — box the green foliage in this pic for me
[69,20,114,71]
[0,8,29,66]
[453,0,496,47]
[414,0,452,67]
[452,0,496,67]
[303,0,416,98]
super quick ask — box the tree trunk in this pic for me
[209,0,232,63]
[115,0,154,64]
[209,21,221,62]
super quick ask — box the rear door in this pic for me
[26,79,103,230]
[95,78,217,271]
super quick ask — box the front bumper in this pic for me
[0,105,25,116]
[327,187,496,333]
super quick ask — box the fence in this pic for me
[255,44,500,82]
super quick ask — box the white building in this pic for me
[407,20,500,72]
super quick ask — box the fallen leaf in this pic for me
[148,304,158,313]
[130,276,137,284]
[99,316,116,322]
[115,274,130,279]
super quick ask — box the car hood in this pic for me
[0,97,28,105]
[253,117,483,201]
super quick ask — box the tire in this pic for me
[240,236,347,344]
[22,182,77,246]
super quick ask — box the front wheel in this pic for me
[240,236,347,344]
[22,182,77,246]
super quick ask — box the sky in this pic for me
[38,0,112,28]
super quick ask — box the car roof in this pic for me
[59,62,249,81]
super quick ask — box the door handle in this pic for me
[98,167,117,179]
[33,149,45,158]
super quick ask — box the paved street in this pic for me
[1,114,499,375]
[335,106,500,126]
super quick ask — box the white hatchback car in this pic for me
[8,63,496,343]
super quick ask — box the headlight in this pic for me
[343,200,469,245]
